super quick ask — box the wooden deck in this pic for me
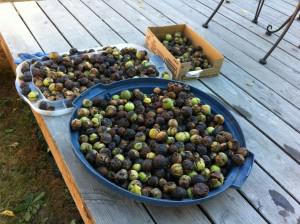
[1,0,300,223]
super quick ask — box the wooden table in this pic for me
[1,0,300,223]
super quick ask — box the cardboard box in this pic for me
[145,24,224,80]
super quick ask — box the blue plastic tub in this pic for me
[70,78,254,206]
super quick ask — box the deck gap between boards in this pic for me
[120,0,164,26]
[263,1,295,17]
[141,204,159,224]
[197,205,215,224]
[254,161,300,204]
[281,0,298,7]
[98,0,147,35]
[224,55,300,101]
[236,189,272,224]
[220,73,300,134]
[12,2,45,53]
[35,1,74,48]
[78,0,128,43]
[57,0,103,47]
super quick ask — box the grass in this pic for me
[0,46,82,223]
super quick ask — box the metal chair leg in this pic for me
[259,2,300,64]
[265,15,292,36]
[202,0,226,28]
[252,0,265,24]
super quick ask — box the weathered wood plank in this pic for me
[123,0,300,201]
[146,206,211,224]
[85,200,153,224]
[241,164,300,224]
[197,0,300,63]
[13,1,70,53]
[0,3,41,57]
[202,189,267,224]
[265,0,297,16]
[239,0,287,22]
[102,0,156,32]
[59,0,124,46]
[81,0,144,45]
[281,0,299,6]
[221,58,300,132]
[277,0,298,6]
[123,0,173,26]
[102,0,156,33]
[148,0,300,109]
[37,0,99,49]
[282,0,299,5]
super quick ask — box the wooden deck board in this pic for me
[1,0,300,223]
[81,0,145,45]
[58,0,124,46]
[0,3,42,57]
[13,1,71,53]
[37,0,99,49]
[202,189,267,224]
